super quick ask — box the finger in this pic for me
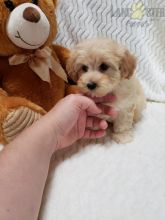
[75,95,102,115]
[88,94,116,104]
[83,129,106,139]
[99,120,108,130]
[96,104,118,118]
[86,117,108,130]
[65,94,101,115]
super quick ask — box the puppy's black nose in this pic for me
[23,7,41,23]
[87,82,97,90]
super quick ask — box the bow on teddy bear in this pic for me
[0,0,73,144]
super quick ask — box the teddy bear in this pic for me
[0,0,72,144]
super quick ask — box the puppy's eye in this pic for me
[4,0,15,12]
[32,0,38,5]
[99,63,109,72]
[81,65,88,72]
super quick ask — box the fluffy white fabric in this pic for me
[40,1,165,219]
[40,102,165,220]
[55,0,165,102]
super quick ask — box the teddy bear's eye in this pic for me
[4,0,15,12]
[32,0,38,5]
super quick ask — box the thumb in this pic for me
[77,95,102,115]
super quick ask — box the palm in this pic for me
[57,110,87,148]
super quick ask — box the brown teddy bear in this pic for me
[0,0,73,144]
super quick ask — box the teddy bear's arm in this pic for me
[65,84,80,95]
[0,88,8,96]
[0,89,46,144]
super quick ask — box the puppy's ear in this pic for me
[52,0,57,7]
[66,56,78,83]
[120,50,137,79]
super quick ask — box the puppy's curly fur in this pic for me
[67,38,146,143]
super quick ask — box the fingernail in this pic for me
[102,121,108,129]
[108,108,118,117]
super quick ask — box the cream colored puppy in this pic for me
[67,38,146,143]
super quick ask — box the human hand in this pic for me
[86,93,117,119]
[47,94,108,150]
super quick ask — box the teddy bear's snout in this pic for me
[23,7,41,23]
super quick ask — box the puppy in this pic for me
[66,38,146,143]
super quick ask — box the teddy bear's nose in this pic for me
[23,7,41,23]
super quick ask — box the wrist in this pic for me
[34,113,61,154]
[12,118,59,158]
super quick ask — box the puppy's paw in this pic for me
[2,107,42,142]
[111,130,134,144]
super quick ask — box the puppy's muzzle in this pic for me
[86,82,97,90]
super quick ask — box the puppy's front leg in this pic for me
[111,106,135,144]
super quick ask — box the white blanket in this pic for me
[55,0,165,102]
[40,102,165,220]
[40,1,165,219]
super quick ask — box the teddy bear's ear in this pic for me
[119,50,137,79]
